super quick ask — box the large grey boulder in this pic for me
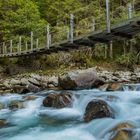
[58,68,104,90]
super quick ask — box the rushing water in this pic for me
[0,84,140,140]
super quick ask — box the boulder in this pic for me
[12,86,30,94]
[84,99,113,122]
[0,119,8,126]
[43,92,73,108]
[111,122,134,140]
[47,76,58,87]
[23,95,37,101]
[26,84,41,93]
[59,68,104,90]
[106,83,123,91]
[28,77,41,87]
[9,100,24,110]
[0,102,4,110]
[99,84,109,91]
[12,84,41,94]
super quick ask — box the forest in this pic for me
[0,0,140,73]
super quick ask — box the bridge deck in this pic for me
[1,16,140,58]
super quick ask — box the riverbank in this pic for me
[0,66,140,94]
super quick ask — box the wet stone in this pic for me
[110,122,134,140]
[84,99,114,122]
[0,119,8,126]
[0,102,4,110]
[43,92,73,108]
[9,100,24,110]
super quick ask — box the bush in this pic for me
[116,53,137,69]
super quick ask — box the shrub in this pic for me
[116,53,137,69]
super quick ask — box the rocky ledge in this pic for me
[0,67,140,94]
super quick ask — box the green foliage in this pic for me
[0,0,46,41]
[116,53,137,69]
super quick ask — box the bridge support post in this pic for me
[70,14,74,43]
[129,39,133,53]
[31,31,33,50]
[19,36,21,53]
[10,40,13,54]
[5,45,7,54]
[109,41,113,59]
[47,25,50,49]
[93,19,95,31]
[123,40,126,56]
[0,44,1,54]
[25,41,28,52]
[67,28,70,41]
[36,38,39,49]
[128,3,132,19]
[3,42,5,54]
[106,0,111,33]
[104,44,108,59]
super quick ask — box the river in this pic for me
[0,84,140,140]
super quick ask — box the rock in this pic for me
[5,65,25,75]
[10,79,21,85]
[20,78,30,85]
[12,85,30,94]
[12,84,41,94]
[0,102,4,110]
[26,84,41,93]
[47,76,58,87]
[43,92,73,108]
[23,95,37,101]
[9,100,24,109]
[106,83,123,91]
[0,119,8,126]
[28,78,41,87]
[30,74,41,81]
[99,84,109,91]
[59,68,104,90]
[110,122,134,140]
[3,80,11,88]
[84,99,113,122]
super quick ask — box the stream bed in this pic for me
[0,84,140,140]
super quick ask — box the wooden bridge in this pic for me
[0,1,140,58]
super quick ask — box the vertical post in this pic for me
[10,40,13,54]
[17,43,19,53]
[36,38,39,49]
[70,14,74,43]
[123,40,126,56]
[49,34,52,45]
[31,31,33,50]
[106,0,111,33]
[25,41,28,52]
[19,36,21,53]
[47,25,50,49]
[67,28,70,41]
[93,19,96,31]
[0,44,1,54]
[129,39,133,53]
[5,45,7,54]
[128,3,132,19]
[104,44,108,59]
[109,41,113,59]
[3,42,5,54]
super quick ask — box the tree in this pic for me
[0,0,46,42]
